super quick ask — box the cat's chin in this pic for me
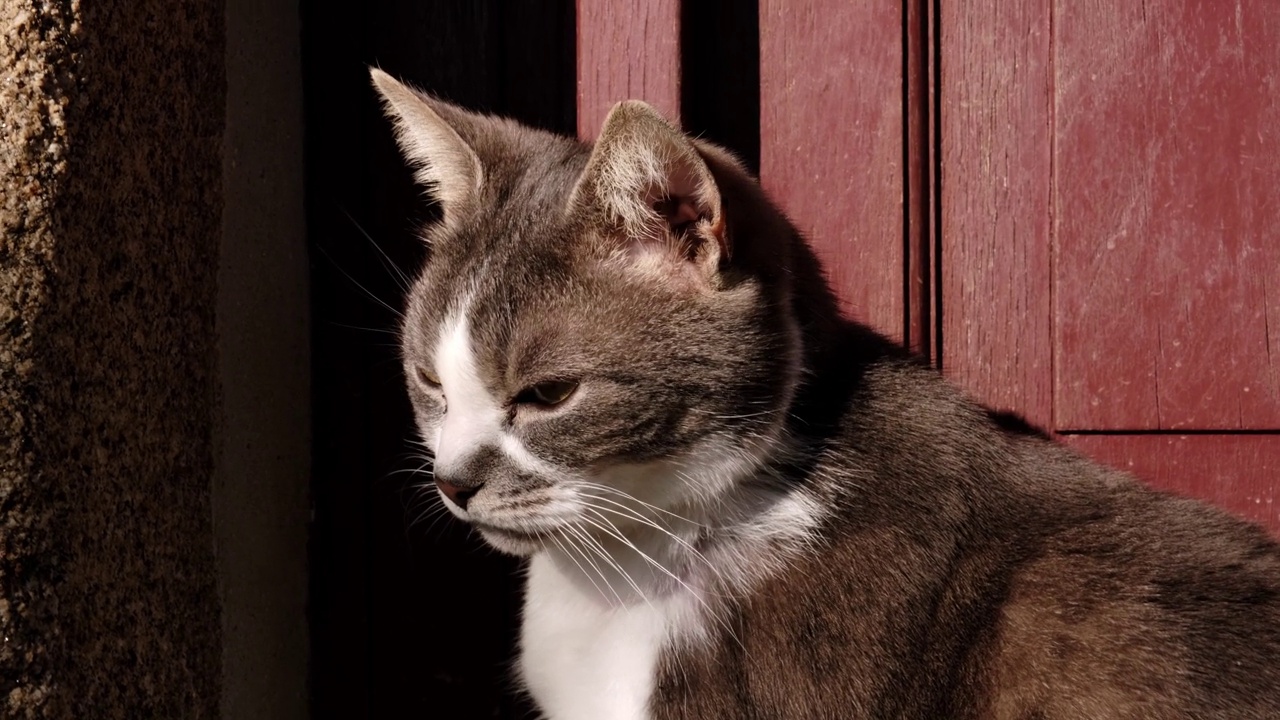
[474,523,544,556]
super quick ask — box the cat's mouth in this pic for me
[472,521,549,555]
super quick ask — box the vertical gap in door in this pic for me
[904,0,933,361]
[930,0,944,370]
[680,0,761,173]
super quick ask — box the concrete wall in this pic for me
[0,0,308,716]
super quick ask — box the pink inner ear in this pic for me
[652,196,700,227]
[646,159,706,227]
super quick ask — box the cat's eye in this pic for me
[416,367,441,388]
[515,379,578,408]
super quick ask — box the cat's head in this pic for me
[373,69,805,556]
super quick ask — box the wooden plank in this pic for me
[1065,434,1280,536]
[1053,0,1280,431]
[939,0,1053,428]
[576,0,681,139]
[759,0,905,339]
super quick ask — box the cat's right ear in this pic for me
[369,68,482,226]
[569,101,729,285]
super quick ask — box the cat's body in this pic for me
[370,68,1280,719]
[648,340,1280,719]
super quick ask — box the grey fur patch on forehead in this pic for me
[471,135,591,222]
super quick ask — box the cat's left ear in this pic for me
[370,68,482,226]
[570,101,729,278]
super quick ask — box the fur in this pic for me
[370,68,1280,719]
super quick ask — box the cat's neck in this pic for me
[539,445,823,610]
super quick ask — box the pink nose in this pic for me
[436,478,480,510]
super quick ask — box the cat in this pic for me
[369,68,1280,720]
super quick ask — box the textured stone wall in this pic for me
[1,0,225,716]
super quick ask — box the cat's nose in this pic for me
[436,477,481,510]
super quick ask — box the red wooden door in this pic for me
[759,1,907,338]
[941,0,1280,532]
[578,0,1279,534]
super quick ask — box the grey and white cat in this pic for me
[370,68,1280,720]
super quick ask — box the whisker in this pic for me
[578,509,741,648]
[405,491,455,541]
[387,465,435,477]
[685,407,783,421]
[577,498,717,575]
[315,244,405,319]
[572,480,707,528]
[550,531,619,607]
[341,207,415,293]
[565,524,639,609]
[577,510,722,602]
[327,321,402,338]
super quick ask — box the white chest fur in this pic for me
[520,551,690,720]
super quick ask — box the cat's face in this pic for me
[374,70,801,556]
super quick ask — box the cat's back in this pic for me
[836,360,1280,718]
[980,452,1280,719]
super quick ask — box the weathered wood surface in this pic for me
[939,0,1278,534]
[576,0,681,139]
[939,0,1054,429]
[759,0,906,340]
[1053,0,1280,431]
